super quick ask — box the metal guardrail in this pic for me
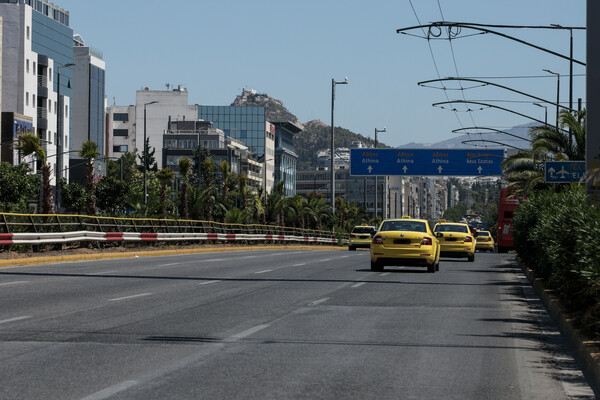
[0,213,346,247]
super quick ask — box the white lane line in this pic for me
[239,255,257,259]
[291,263,306,267]
[319,258,333,262]
[0,281,28,286]
[254,269,272,274]
[351,282,366,288]
[78,380,138,400]
[199,280,221,285]
[379,272,390,277]
[0,316,31,325]
[308,297,330,307]
[109,293,152,302]
[157,263,180,267]
[224,324,270,342]
[203,258,225,262]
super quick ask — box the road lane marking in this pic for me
[0,281,28,286]
[255,269,272,274]
[157,263,180,267]
[319,258,333,262]
[308,297,330,307]
[78,380,138,400]
[239,255,257,259]
[109,293,152,302]
[224,324,270,342]
[0,316,31,325]
[351,282,366,288]
[379,272,390,277]
[199,280,221,285]
[291,263,306,267]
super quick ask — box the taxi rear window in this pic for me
[435,224,468,233]
[380,221,427,232]
[478,231,490,237]
[352,227,375,234]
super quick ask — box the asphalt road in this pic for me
[0,249,595,399]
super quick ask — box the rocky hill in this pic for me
[231,89,383,169]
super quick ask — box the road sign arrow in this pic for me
[402,165,408,173]
[437,166,443,174]
[548,167,556,178]
[367,165,373,174]
[477,166,483,174]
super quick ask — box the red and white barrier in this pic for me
[0,231,340,246]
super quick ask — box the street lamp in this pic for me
[143,100,158,206]
[543,69,560,135]
[374,126,386,220]
[331,76,348,216]
[56,62,74,211]
[533,103,548,126]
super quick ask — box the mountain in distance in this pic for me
[397,123,535,150]
[231,89,534,169]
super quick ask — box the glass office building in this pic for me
[198,106,266,160]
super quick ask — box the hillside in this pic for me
[231,89,386,169]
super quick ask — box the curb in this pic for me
[517,257,600,395]
[0,245,346,268]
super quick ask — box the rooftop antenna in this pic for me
[166,83,170,90]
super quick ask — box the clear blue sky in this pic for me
[58,0,586,147]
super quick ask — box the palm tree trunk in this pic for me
[41,164,54,214]
[181,182,189,219]
[85,162,96,215]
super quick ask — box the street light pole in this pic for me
[331,77,348,216]
[374,126,386,220]
[533,103,548,126]
[143,100,158,206]
[56,63,74,212]
[543,69,560,136]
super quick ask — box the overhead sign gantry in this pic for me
[350,148,505,176]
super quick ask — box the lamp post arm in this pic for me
[419,77,572,111]
[397,22,586,66]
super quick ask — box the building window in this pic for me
[26,59,29,74]
[65,105,68,118]
[25,92,29,106]
[113,113,129,122]
[49,68,52,81]
[113,129,128,137]
[54,101,57,114]
[26,26,30,40]
[113,145,128,153]
[33,62,36,74]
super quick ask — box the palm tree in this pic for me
[178,157,192,219]
[307,196,331,231]
[502,109,586,196]
[239,173,249,223]
[156,167,175,218]
[17,132,53,213]
[79,140,100,215]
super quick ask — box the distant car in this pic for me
[370,217,440,273]
[475,230,495,252]
[348,225,377,250]
[433,221,477,262]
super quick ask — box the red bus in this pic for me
[497,188,522,253]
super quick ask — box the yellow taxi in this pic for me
[348,225,377,250]
[475,230,495,252]
[370,217,440,273]
[433,221,477,262]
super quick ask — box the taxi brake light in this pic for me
[421,237,433,246]
[373,235,383,245]
[464,236,473,243]
[349,234,356,238]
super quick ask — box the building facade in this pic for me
[272,121,300,197]
[0,0,73,188]
[198,105,275,193]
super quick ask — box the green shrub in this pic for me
[513,185,600,337]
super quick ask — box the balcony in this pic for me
[37,75,48,98]
[37,107,48,130]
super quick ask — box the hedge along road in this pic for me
[0,249,595,399]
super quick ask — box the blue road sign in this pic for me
[545,161,586,183]
[350,148,505,176]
